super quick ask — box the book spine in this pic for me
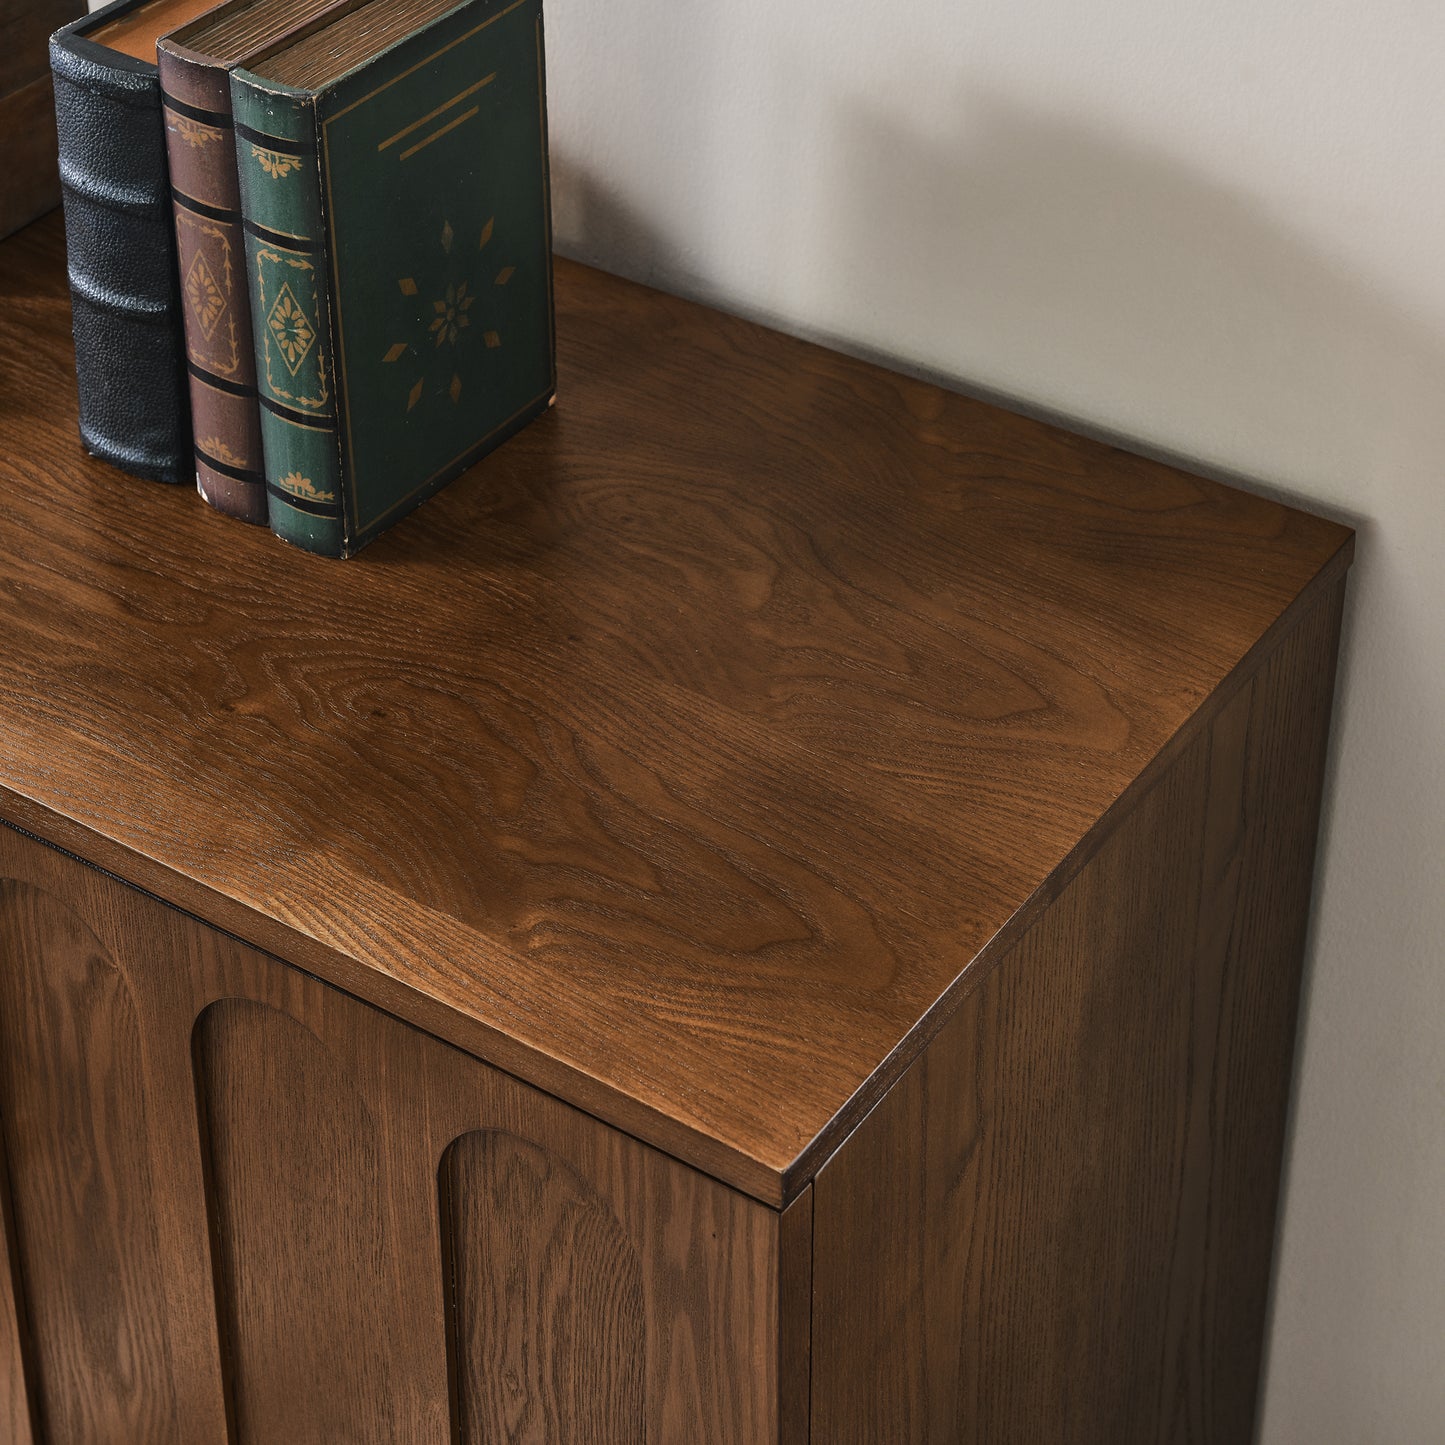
[49,30,191,484]
[231,75,346,556]
[159,44,267,525]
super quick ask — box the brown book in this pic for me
[158,0,361,523]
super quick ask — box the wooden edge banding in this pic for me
[781,541,1355,1200]
[778,1184,813,1445]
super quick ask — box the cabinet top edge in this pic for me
[0,212,1351,1205]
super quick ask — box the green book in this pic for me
[231,0,555,557]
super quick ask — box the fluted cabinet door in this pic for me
[0,872,227,1443]
[1,1114,33,1445]
[0,825,789,1444]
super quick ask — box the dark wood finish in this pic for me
[196,998,449,1445]
[777,1186,813,1445]
[0,0,81,96]
[0,854,234,1443]
[0,0,81,238]
[809,577,1346,1442]
[0,207,1351,1441]
[0,213,1351,1206]
[441,1132,645,1441]
[0,1130,35,1445]
[0,826,784,1443]
[0,881,186,1441]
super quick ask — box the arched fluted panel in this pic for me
[441,1130,646,1444]
[0,879,180,1442]
[195,996,447,1444]
[0,1174,32,1445]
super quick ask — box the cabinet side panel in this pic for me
[441,1131,646,1442]
[195,996,453,1445]
[0,879,182,1442]
[1186,578,1348,1439]
[811,577,1346,1444]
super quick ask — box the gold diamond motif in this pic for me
[184,250,226,342]
[266,283,317,375]
[394,214,517,413]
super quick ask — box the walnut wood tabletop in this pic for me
[0,211,1350,1208]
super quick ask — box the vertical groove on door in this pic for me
[195,995,449,1444]
[188,1019,242,1445]
[441,1129,646,1444]
[0,1123,38,1445]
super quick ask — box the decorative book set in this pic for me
[50,0,555,556]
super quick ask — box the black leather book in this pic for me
[50,0,193,484]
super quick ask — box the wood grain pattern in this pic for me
[442,1131,645,1443]
[0,823,783,1444]
[0,1128,36,1445]
[197,998,449,1445]
[809,577,1346,1443]
[0,0,81,239]
[0,858,236,1445]
[0,880,183,1442]
[0,0,83,97]
[0,76,64,242]
[0,211,1351,1203]
[777,1185,813,1445]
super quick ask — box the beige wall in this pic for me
[542,1,1444,1438]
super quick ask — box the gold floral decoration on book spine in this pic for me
[251,147,303,180]
[278,472,335,503]
[198,437,244,466]
[171,114,224,149]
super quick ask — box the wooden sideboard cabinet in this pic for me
[0,211,1352,1444]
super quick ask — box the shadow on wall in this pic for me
[556,85,1437,514]
[552,85,1445,1442]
